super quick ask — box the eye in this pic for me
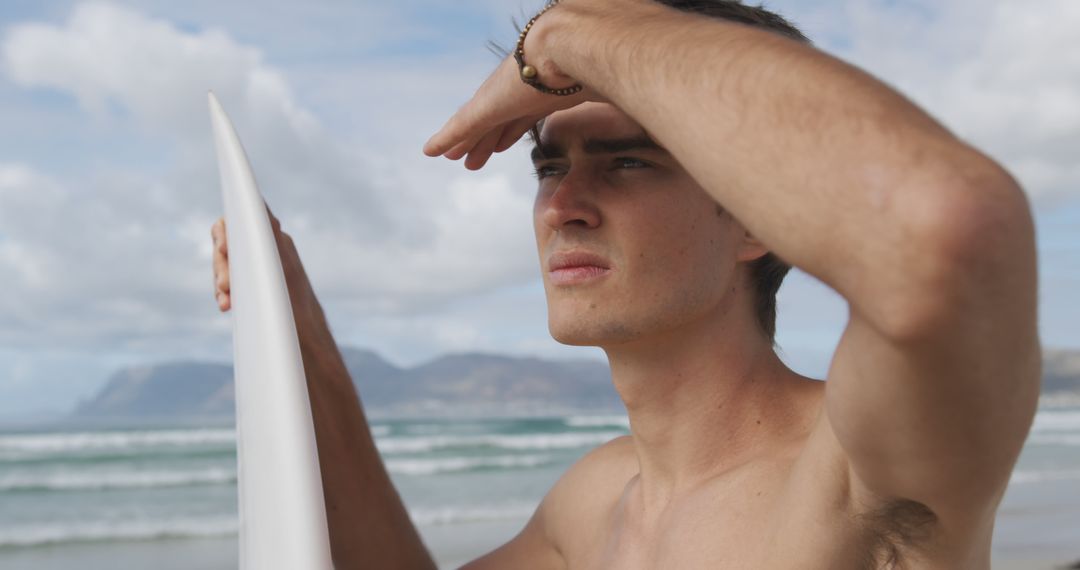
[613,157,649,170]
[532,164,566,180]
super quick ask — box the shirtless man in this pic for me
[211,0,1040,568]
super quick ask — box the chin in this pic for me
[548,314,640,347]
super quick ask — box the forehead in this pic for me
[539,102,648,146]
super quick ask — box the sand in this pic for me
[0,527,1074,570]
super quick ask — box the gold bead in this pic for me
[522,65,538,79]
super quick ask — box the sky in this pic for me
[0,0,1077,419]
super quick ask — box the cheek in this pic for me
[630,204,732,277]
[619,216,738,326]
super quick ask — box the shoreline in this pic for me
[0,535,1075,570]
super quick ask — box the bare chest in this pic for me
[566,458,935,570]
[593,499,869,569]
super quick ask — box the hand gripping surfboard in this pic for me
[208,92,333,570]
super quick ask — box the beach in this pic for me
[0,523,1073,570]
[0,521,525,570]
[1,410,1077,569]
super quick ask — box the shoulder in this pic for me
[543,434,637,519]
[548,435,637,502]
[540,435,638,558]
[457,436,637,570]
[460,435,637,569]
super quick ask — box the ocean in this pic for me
[0,409,1077,569]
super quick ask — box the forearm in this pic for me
[298,305,436,569]
[541,1,1025,331]
[214,218,435,567]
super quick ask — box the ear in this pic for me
[735,227,770,263]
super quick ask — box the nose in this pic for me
[537,172,601,231]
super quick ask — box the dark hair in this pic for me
[655,1,811,44]
[526,1,807,341]
[748,252,791,341]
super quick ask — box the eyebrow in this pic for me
[530,135,666,163]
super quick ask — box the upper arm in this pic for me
[824,172,1041,529]
[458,435,635,570]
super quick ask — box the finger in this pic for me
[465,128,504,171]
[213,249,231,295]
[424,121,455,157]
[426,56,531,156]
[426,86,510,159]
[212,247,231,312]
[211,219,231,294]
[216,291,231,312]
[425,95,490,158]
[445,133,485,161]
[425,105,477,158]
[423,111,460,156]
[211,218,229,258]
[495,117,539,153]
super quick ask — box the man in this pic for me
[212,0,1040,568]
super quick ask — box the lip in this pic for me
[547,250,612,286]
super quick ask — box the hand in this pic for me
[422,15,596,170]
[211,217,232,312]
[210,209,329,339]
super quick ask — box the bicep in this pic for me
[826,307,1040,524]
[824,177,1042,524]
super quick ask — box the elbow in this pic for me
[871,154,1037,342]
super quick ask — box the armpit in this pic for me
[853,498,938,570]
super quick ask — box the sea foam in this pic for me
[0,516,238,549]
[409,503,536,526]
[0,467,236,492]
[375,431,626,454]
[1031,410,1080,432]
[386,454,553,476]
[564,415,631,429]
[1009,468,1080,485]
[0,429,236,456]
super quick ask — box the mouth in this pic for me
[547,251,612,286]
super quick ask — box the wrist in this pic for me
[525,0,661,93]
[519,3,578,91]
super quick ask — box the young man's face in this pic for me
[532,102,765,347]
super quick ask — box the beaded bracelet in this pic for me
[514,0,584,96]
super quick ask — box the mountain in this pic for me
[1043,349,1080,395]
[399,353,616,410]
[73,347,618,419]
[74,362,235,419]
[72,347,1080,420]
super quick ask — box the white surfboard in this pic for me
[208,92,333,570]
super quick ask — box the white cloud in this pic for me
[771,0,1080,367]
[2,1,388,231]
[0,0,1076,418]
[0,162,217,349]
[817,0,1080,198]
[300,171,537,311]
[0,2,543,353]
[5,3,309,137]
[324,282,603,368]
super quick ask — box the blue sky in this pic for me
[0,0,1077,419]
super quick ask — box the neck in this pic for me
[602,309,818,509]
